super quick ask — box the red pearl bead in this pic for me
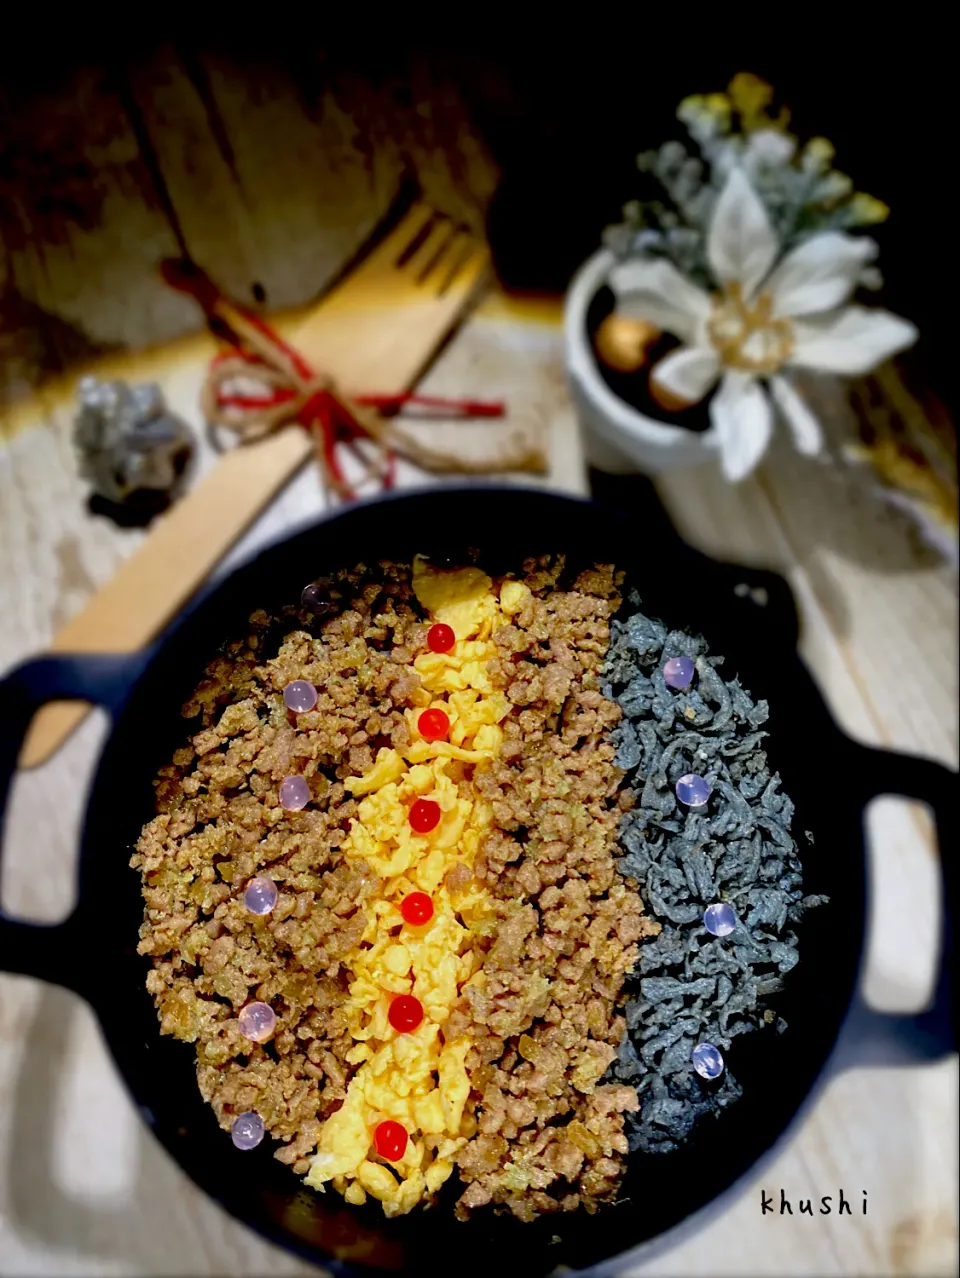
[417,708,450,742]
[408,798,441,834]
[373,1119,408,1162]
[388,994,424,1033]
[427,623,455,654]
[400,892,434,926]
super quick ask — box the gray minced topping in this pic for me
[603,593,828,1153]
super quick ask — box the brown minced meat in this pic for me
[131,557,659,1215]
[450,559,660,1221]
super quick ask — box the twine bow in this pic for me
[161,257,547,501]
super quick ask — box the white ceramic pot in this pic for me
[564,249,718,475]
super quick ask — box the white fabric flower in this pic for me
[610,167,918,480]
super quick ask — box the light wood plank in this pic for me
[1,44,955,1278]
[4,323,957,1276]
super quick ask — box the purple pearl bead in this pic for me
[238,1001,276,1042]
[244,876,278,916]
[676,773,711,807]
[692,1042,724,1080]
[279,775,310,811]
[663,655,695,690]
[283,679,317,714]
[703,902,737,937]
[300,583,336,615]
[231,1111,265,1150]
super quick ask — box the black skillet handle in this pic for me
[0,653,148,995]
[834,740,956,1069]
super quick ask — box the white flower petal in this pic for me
[608,257,711,346]
[766,233,877,318]
[790,305,918,374]
[709,372,773,481]
[769,375,823,455]
[650,345,721,405]
[707,168,779,298]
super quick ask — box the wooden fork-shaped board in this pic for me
[20,204,488,769]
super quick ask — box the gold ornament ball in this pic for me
[594,315,661,373]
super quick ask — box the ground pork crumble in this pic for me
[131,556,659,1219]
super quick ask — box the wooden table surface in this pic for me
[1,291,956,1278]
[1,49,957,1278]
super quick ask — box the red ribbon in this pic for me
[161,257,504,500]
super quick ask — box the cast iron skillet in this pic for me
[0,487,954,1277]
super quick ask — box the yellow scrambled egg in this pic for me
[304,557,532,1216]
